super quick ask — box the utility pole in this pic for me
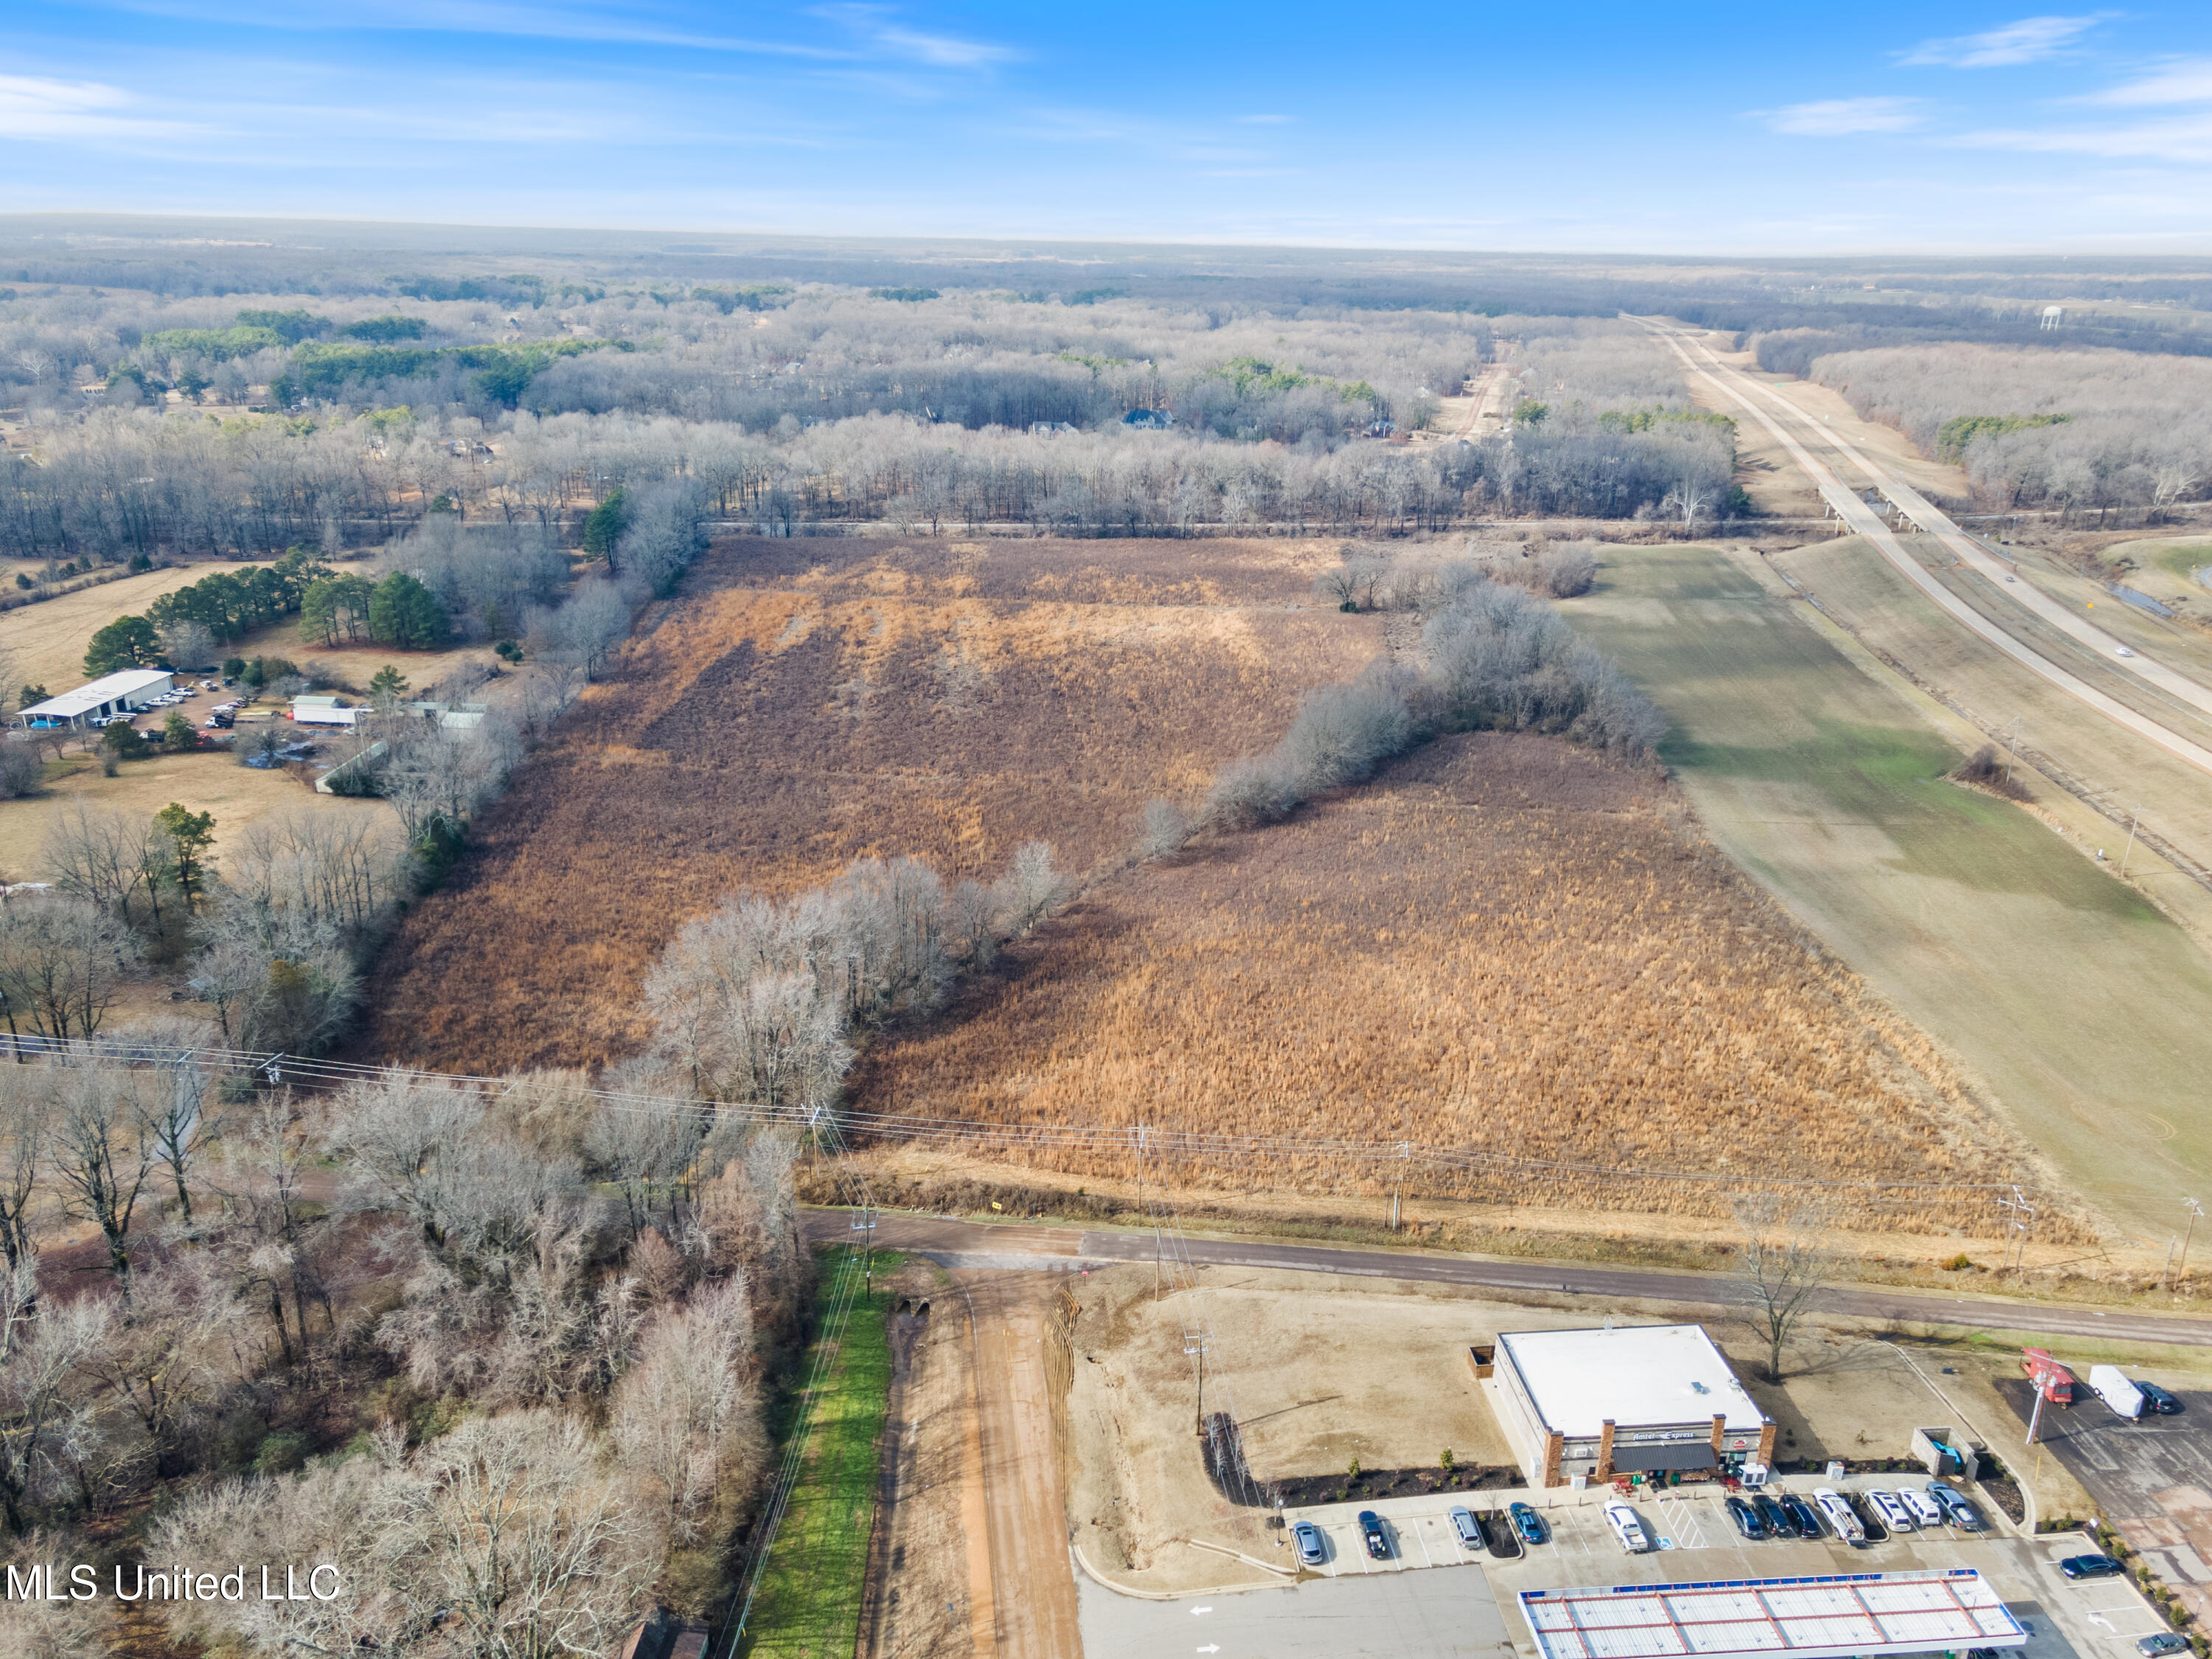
[2181,1198,2204,1284]
[2121,806,2143,878]
[2003,715,2023,787]
[1184,1329,1211,1436]
[1998,1187,2034,1274]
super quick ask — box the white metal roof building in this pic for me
[16,669,175,727]
[1519,1569,2025,1659]
[1493,1325,1775,1487]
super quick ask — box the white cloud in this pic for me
[1759,97,1924,136]
[2083,58,2212,106]
[0,74,184,138]
[1899,15,2101,68]
[1236,113,1293,125]
[1957,112,2212,160]
[812,6,1018,69]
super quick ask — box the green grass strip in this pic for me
[740,1247,900,1659]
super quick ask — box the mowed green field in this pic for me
[1566,543,2212,1231]
[740,1248,898,1659]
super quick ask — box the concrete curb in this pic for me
[1069,1541,1288,1602]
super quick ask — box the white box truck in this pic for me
[2090,1365,2146,1419]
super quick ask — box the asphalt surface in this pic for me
[1074,1562,1512,1659]
[806,1211,2212,1349]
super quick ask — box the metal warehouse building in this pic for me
[15,668,175,729]
[1492,1324,1775,1488]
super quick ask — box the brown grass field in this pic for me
[852,732,2067,1234]
[0,560,270,692]
[361,535,1380,1068]
[359,534,2074,1234]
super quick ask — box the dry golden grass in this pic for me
[361,536,1384,1070]
[855,732,2076,1236]
[0,560,270,691]
[0,748,373,885]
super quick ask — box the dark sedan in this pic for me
[1752,1493,1793,1537]
[2062,1554,2126,1581]
[1778,1493,1825,1539]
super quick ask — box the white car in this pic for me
[1814,1488,1866,1545]
[1899,1487,1944,1528]
[1866,1489,1916,1533]
[1604,1500,1649,1554]
[2117,646,2137,658]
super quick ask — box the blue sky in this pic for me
[3,3,2209,252]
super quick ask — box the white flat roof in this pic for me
[1520,1570,2026,1659]
[21,668,173,720]
[1499,1325,1764,1436]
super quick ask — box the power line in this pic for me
[14,1036,2093,1205]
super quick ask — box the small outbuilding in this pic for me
[1490,1323,1774,1488]
[15,668,175,729]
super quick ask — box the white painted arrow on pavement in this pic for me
[1192,1606,1212,1615]
[1197,1647,1222,1655]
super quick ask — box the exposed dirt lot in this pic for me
[361,535,1381,1070]
[1064,1263,2132,1596]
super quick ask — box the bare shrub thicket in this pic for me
[643,842,1067,1109]
[1204,563,1661,831]
[1806,341,2212,510]
[0,1047,804,1652]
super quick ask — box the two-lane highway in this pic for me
[804,1210,2212,1349]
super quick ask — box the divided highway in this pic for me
[804,1210,2212,1349]
[1632,319,2212,782]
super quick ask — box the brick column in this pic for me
[1543,1430,1564,1489]
[1711,1414,1726,1458]
[1596,1419,1616,1481]
[1756,1420,1777,1467]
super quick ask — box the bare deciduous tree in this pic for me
[1732,1192,1834,1382]
[47,1067,156,1279]
[0,895,141,1043]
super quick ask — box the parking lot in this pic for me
[1083,1489,2163,1659]
[2000,1380,2212,1618]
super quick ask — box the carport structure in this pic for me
[1519,1568,2026,1659]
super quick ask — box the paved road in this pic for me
[1074,1562,1512,1659]
[1630,319,2212,782]
[805,1211,2212,1349]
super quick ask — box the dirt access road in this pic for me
[1635,319,2212,780]
[807,1213,2212,1350]
[860,1261,1084,1659]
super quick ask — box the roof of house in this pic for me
[291,694,350,709]
[1519,1570,2025,1659]
[1497,1325,1766,1436]
[20,668,174,720]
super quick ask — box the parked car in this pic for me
[1292,1520,1326,1566]
[1752,1493,1793,1537]
[1358,1511,1389,1559]
[1725,1495,1768,1540]
[1509,1502,1547,1545]
[1815,1488,1866,1545]
[1899,1487,1945,1528]
[1450,1507,1482,1550]
[2061,1554,2126,1580]
[1604,1500,1649,1554]
[1928,1481,1986,1531]
[2139,1382,2183,1415]
[2139,1635,2191,1657]
[1778,1493,1825,1539]
[1866,1489,1916,1533]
